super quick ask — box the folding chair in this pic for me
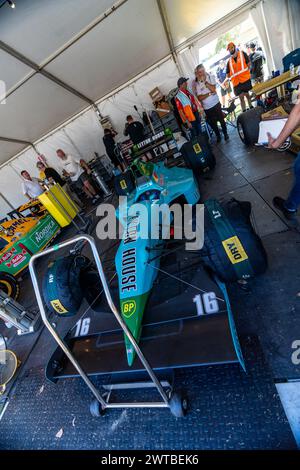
[221,100,237,128]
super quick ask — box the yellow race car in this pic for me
[0,211,60,299]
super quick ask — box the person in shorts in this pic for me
[249,42,265,85]
[226,42,253,112]
[216,60,233,107]
[56,149,100,204]
[192,64,228,142]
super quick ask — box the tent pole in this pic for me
[92,104,104,126]
[0,136,32,146]
[260,1,276,71]
[62,129,85,159]
[0,192,14,210]
[0,136,43,159]
[9,164,23,178]
[31,144,42,157]
[286,0,295,51]
[0,40,95,106]
[156,0,184,76]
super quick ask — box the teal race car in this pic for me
[115,159,200,366]
[43,157,265,376]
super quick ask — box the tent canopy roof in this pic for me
[0,0,251,164]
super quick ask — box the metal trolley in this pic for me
[29,234,188,417]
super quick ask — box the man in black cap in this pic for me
[175,77,202,138]
[249,42,265,84]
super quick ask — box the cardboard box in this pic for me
[155,100,171,118]
[149,86,163,102]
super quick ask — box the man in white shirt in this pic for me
[21,170,44,200]
[192,64,228,143]
[56,149,100,204]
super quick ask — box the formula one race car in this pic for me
[115,159,200,365]
[43,157,267,373]
[13,199,48,218]
[0,213,60,299]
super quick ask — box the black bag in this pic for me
[283,48,300,72]
[199,199,268,282]
[181,135,216,174]
[114,170,136,196]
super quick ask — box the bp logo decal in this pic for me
[121,300,136,318]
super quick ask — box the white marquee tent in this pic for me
[0,0,299,213]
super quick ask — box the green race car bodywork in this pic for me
[0,214,60,278]
[115,159,200,366]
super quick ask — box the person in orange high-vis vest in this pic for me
[175,77,203,138]
[226,42,253,112]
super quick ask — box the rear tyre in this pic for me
[0,273,20,300]
[114,170,136,196]
[80,269,103,309]
[42,255,90,316]
[237,106,264,146]
[199,199,268,283]
[181,135,216,174]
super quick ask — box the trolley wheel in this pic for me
[89,398,106,417]
[168,392,188,418]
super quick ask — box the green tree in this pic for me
[215,27,240,54]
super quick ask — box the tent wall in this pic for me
[0,0,299,216]
[163,0,251,48]
[0,165,26,210]
[97,57,179,142]
[0,57,178,214]
[177,10,251,78]
[0,141,28,166]
[252,0,300,71]
[0,0,257,166]
[36,110,104,166]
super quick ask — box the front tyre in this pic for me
[0,273,20,300]
[237,106,264,146]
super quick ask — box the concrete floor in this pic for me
[1,126,300,449]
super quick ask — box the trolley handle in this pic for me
[28,234,169,406]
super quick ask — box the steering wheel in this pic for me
[276,137,291,152]
[255,137,291,152]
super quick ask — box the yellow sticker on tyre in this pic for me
[50,299,68,314]
[193,143,202,153]
[120,180,127,190]
[0,280,12,297]
[121,300,136,318]
[222,236,248,264]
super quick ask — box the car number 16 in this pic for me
[193,292,219,316]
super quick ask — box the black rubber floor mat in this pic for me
[0,336,296,450]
